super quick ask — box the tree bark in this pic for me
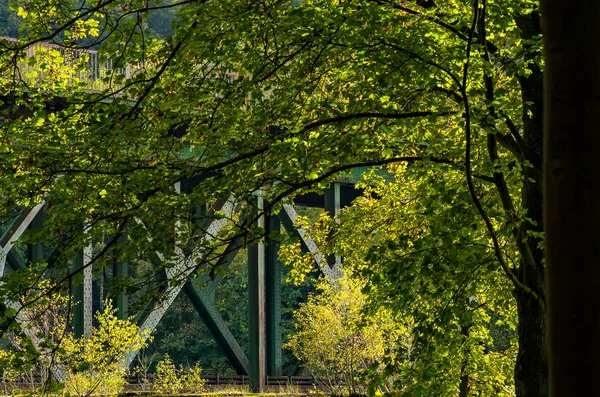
[512,12,549,397]
[515,66,548,397]
[542,1,600,395]
[514,287,547,397]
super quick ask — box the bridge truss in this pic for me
[0,178,362,391]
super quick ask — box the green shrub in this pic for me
[61,301,151,397]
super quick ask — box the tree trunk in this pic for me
[542,1,600,395]
[514,288,547,397]
[512,11,549,397]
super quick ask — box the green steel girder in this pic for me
[6,249,26,271]
[197,198,229,233]
[113,234,129,320]
[178,216,251,375]
[323,183,341,268]
[125,197,237,368]
[265,211,282,377]
[0,203,45,276]
[183,280,250,374]
[134,251,169,327]
[278,207,312,255]
[210,223,247,284]
[72,252,85,338]
[72,235,93,339]
[248,195,267,391]
[278,202,342,281]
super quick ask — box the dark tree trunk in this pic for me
[513,11,549,397]
[542,1,600,395]
[515,67,548,397]
[514,287,547,397]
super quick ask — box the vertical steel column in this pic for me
[73,232,93,338]
[248,195,266,391]
[73,252,85,338]
[113,234,128,320]
[324,183,342,268]
[83,233,93,338]
[265,208,282,376]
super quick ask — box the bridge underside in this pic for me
[0,180,362,391]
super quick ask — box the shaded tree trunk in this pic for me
[515,70,548,397]
[512,12,549,397]
[542,0,600,395]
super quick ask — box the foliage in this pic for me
[286,273,400,396]
[182,362,206,393]
[0,349,20,395]
[154,354,206,394]
[0,0,546,395]
[282,167,518,396]
[61,301,151,397]
[154,354,182,394]
[143,242,314,376]
[0,277,71,391]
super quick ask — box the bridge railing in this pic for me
[123,373,317,386]
[0,36,132,83]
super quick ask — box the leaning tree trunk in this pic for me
[542,0,600,395]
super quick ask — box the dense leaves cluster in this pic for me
[0,0,546,395]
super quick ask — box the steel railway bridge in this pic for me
[0,36,372,392]
[0,178,364,391]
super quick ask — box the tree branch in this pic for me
[296,110,456,133]
[461,0,543,307]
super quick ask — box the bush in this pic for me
[154,355,206,394]
[285,274,400,396]
[61,301,151,397]
[154,354,182,394]
[183,362,206,393]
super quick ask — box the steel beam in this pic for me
[83,237,93,338]
[324,183,342,270]
[6,250,26,271]
[210,221,246,284]
[265,210,282,376]
[0,204,67,380]
[183,281,250,374]
[113,234,129,320]
[0,203,45,276]
[73,252,85,338]
[278,204,342,280]
[179,220,249,374]
[125,196,235,368]
[248,196,266,391]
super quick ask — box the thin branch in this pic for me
[376,39,462,87]
[478,0,540,277]
[372,0,469,40]
[297,110,456,133]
